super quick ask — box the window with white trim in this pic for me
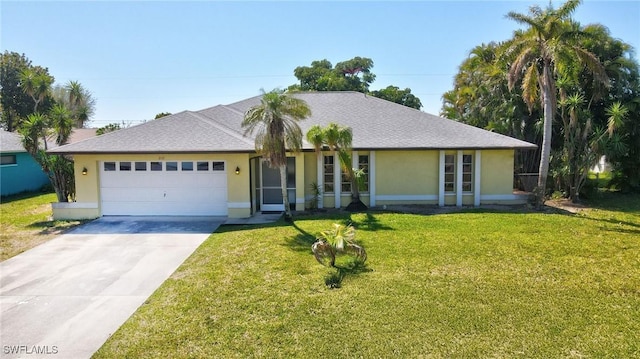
[181,161,193,171]
[341,167,351,193]
[359,155,369,193]
[444,155,455,193]
[462,154,473,192]
[323,155,334,193]
[197,161,209,171]
[212,161,225,171]
[166,162,178,171]
[120,162,131,171]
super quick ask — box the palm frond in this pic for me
[508,46,534,90]
[306,125,324,152]
[556,0,581,19]
[573,46,610,87]
[521,64,540,111]
[606,102,628,137]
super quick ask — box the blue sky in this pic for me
[2,1,639,127]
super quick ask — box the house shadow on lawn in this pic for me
[283,211,393,253]
[294,210,395,232]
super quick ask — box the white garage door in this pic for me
[100,160,228,216]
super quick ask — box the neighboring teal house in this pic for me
[0,129,50,197]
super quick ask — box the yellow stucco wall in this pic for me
[376,150,439,197]
[60,153,252,219]
[59,149,522,219]
[480,150,515,195]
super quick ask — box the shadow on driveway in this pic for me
[70,216,225,234]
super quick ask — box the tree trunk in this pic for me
[345,167,367,212]
[536,64,554,209]
[280,165,292,221]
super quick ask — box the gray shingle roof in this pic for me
[48,91,536,154]
[0,130,26,153]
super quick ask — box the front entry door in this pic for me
[260,158,295,212]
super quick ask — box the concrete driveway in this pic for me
[0,216,222,359]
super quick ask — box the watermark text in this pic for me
[3,345,59,355]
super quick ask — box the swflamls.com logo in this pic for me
[3,345,59,355]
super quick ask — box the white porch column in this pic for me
[295,154,305,211]
[352,151,358,175]
[317,153,324,208]
[438,150,445,206]
[474,150,482,207]
[369,151,376,207]
[456,150,463,207]
[334,152,340,208]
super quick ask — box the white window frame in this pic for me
[323,155,335,193]
[462,154,473,193]
[444,154,455,193]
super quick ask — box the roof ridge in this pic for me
[186,111,254,146]
[220,104,245,116]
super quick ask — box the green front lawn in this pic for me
[0,191,84,261]
[95,193,640,358]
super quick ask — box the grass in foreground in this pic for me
[0,191,85,261]
[95,193,640,358]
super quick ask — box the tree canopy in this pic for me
[1,51,97,202]
[442,0,640,197]
[289,56,423,110]
[1,51,96,131]
[1,52,53,131]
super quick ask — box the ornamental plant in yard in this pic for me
[312,223,367,268]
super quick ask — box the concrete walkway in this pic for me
[0,217,222,359]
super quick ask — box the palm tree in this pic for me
[20,68,53,113]
[51,81,95,128]
[242,89,311,221]
[505,0,608,207]
[312,123,367,211]
[20,112,76,202]
[65,80,95,127]
[20,113,49,155]
[49,103,74,146]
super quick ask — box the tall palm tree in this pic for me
[506,0,608,207]
[20,68,53,113]
[242,89,311,220]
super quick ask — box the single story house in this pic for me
[0,129,51,196]
[48,91,536,220]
